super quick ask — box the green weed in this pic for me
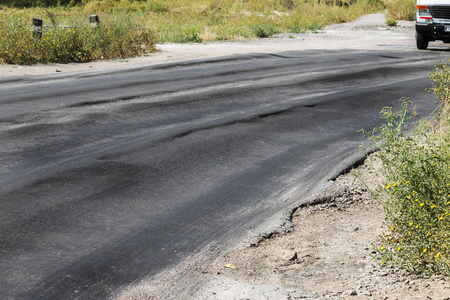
[430,62,450,119]
[361,61,450,275]
[250,23,279,38]
[385,17,397,26]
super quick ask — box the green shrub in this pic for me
[184,32,203,43]
[0,12,156,64]
[385,17,397,26]
[361,61,450,275]
[250,23,279,38]
[429,61,450,119]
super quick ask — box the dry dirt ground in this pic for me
[116,154,449,300]
[194,154,450,300]
[3,13,450,299]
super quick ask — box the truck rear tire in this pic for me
[416,32,429,50]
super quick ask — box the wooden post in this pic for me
[32,18,43,39]
[89,15,100,29]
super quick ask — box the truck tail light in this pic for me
[417,5,433,24]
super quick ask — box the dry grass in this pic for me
[0,0,385,64]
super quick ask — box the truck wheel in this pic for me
[416,32,429,50]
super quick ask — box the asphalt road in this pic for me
[0,50,448,299]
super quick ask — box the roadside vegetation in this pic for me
[384,0,415,25]
[362,62,450,275]
[0,0,386,64]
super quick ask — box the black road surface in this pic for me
[0,50,448,299]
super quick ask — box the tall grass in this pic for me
[0,9,156,64]
[383,0,416,21]
[0,0,384,64]
[362,62,450,275]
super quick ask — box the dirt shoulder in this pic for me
[191,154,450,300]
[116,154,449,299]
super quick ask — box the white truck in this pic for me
[416,0,450,49]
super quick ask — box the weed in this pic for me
[361,61,450,275]
[429,61,450,119]
[251,23,279,38]
[385,17,397,26]
[186,32,203,43]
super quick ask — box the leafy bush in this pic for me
[362,61,450,275]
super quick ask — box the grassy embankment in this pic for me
[362,64,450,275]
[0,0,385,64]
